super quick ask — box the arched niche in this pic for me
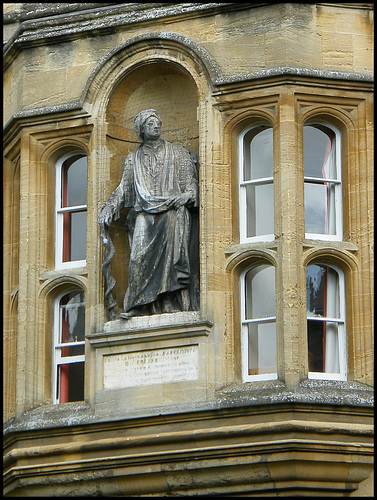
[106,61,199,157]
[103,61,200,315]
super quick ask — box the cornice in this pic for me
[214,66,374,86]
[3,101,90,150]
[3,3,258,70]
[3,66,373,147]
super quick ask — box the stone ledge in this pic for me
[88,312,213,346]
[4,380,373,435]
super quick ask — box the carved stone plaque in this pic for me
[103,345,199,389]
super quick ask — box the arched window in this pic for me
[55,153,87,269]
[239,125,274,242]
[306,264,346,380]
[304,124,342,240]
[53,290,85,403]
[241,264,277,381]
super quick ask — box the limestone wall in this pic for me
[3,3,374,496]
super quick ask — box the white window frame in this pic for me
[239,124,274,243]
[304,123,343,241]
[240,265,278,383]
[53,289,86,404]
[307,263,347,381]
[55,152,87,270]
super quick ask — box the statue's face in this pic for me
[143,116,161,141]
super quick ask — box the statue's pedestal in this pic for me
[87,312,213,417]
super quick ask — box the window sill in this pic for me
[39,267,88,281]
[303,239,358,252]
[225,240,278,256]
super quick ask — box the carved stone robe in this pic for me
[102,139,198,313]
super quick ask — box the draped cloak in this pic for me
[102,139,198,313]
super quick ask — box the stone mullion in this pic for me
[209,108,234,388]
[33,135,47,406]
[3,154,16,421]
[15,130,37,416]
[89,119,111,331]
[354,99,373,385]
[275,89,307,389]
[86,118,110,405]
[363,96,374,386]
[197,99,210,318]
[200,102,223,388]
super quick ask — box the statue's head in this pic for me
[134,109,162,142]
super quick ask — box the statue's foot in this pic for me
[119,309,138,319]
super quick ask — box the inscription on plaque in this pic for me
[103,345,199,389]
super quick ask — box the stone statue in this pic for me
[98,109,199,319]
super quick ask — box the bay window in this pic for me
[237,113,348,385]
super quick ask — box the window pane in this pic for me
[306,264,326,316]
[306,264,342,376]
[306,265,339,318]
[244,127,273,181]
[307,320,340,373]
[60,291,86,344]
[305,182,336,235]
[58,362,85,403]
[245,183,274,238]
[247,321,277,375]
[65,212,86,260]
[245,265,276,319]
[304,126,335,178]
[62,156,87,207]
[61,344,85,357]
[307,319,324,371]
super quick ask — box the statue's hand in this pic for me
[168,192,194,209]
[98,205,113,227]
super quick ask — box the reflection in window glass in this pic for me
[68,211,87,261]
[304,127,334,178]
[306,264,345,379]
[245,183,274,239]
[243,265,277,379]
[304,125,341,238]
[245,265,276,319]
[305,183,337,235]
[247,322,276,375]
[62,156,87,208]
[240,126,274,240]
[59,291,85,343]
[244,127,274,181]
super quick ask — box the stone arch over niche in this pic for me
[103,61,201,315]
[106,61,199,158]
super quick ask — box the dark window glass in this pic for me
[306,264,341,374]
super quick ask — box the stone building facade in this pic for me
[3,3,374,496]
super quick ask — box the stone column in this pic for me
[275,88,307,388]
